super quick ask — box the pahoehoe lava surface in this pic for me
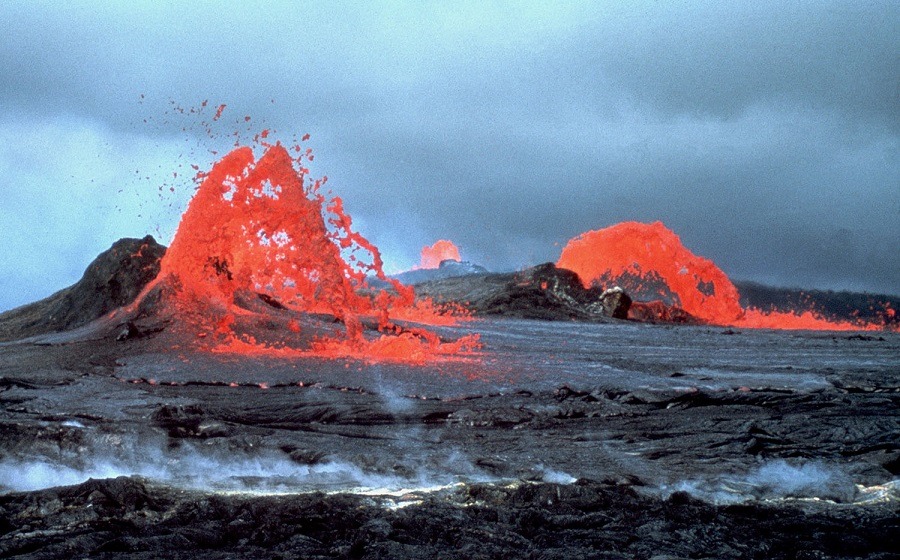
[0,242,898,559]
[1,319,898,558]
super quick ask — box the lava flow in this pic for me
[415,240,462,269]
[557,221,882,331]
[155,142,478,362]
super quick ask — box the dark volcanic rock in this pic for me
[629,300,701,324]
[1,477,896,560]
[591,269,682,309]
[391,259,489,286]
[0,236,165,342]
[598,286,632,319]
[410,264,710,324]
[414,262,620,321]
[735,280,900,328]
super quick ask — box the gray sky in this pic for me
[1,0,898,312]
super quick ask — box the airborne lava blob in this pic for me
[557,221,879,331]
[156,142,477,362]
[416,240,462,269]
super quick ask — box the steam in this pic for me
[0,429,495,496]
[1,459,158,493]
[746,461,856,501]
[4,421,891,506]
[0,448,407,495]
[536,465,577,484]
[659,460,869,504]
[372,365,416,415]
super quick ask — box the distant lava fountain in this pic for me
[557,221,880,331]
[416,240,462,270]
[155,143,478,362]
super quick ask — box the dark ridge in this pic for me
[735,280,899,327]
[0,236,166,342]
[391,259,489,286]
[413,262,631,321]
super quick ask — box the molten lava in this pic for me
[557,221,880,331]
[416,240,462,270]
[156,143,477,362]
[558,221,743,324]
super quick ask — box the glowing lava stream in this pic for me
[557,221,883,331]
[154,143,478,362]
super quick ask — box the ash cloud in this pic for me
[0,1,897,311]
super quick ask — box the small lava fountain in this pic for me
[558,221,887,331]
[151,142,478,362]
[415,240,462,270]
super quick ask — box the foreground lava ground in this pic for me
[1,319,898,559]
[2,475,896,560]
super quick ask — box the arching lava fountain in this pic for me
[558,221,890,331]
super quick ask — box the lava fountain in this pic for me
[557,221,743,324]
[154,142,478,362]
[415,240,462,269]
[557,221,881,331]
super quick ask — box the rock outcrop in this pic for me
[629,300,701,324]
[414,262,627,321]
[598,286,632,319]
[409,263,711,324]
[0,236,165,341]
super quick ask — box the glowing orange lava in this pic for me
[157,142,478,362]
[416,240,462,269]
[557,221,744,324]
[557,221,881,331]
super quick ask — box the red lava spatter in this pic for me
[557,221,880,331]
[416,240,462,270]
[157,142,478,363]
